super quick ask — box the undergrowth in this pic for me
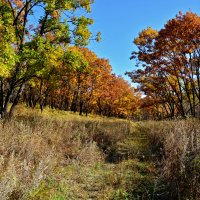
[0,105,199,199]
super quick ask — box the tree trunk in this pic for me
[79,99,83,115]
[0,79,4,117]
[9,81,25,118]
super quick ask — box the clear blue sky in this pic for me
[87,0,200,81]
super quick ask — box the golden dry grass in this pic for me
[0,105,199,199]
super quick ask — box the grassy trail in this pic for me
[0,106,199,199]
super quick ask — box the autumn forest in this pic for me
[0,0,139,119]
[0,0,200,200]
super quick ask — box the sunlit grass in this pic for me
[14,104,129,122]
[0,105,199,199]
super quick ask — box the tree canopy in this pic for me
[127,12,200,119]
[0,0,101,117]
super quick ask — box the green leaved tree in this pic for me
[0,0,100,118]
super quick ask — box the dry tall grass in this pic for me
[0,106,199,199]
[138,119,200,200]
[0,106,155,199]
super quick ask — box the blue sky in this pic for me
[87,0,200,81]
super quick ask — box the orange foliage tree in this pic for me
[23,47,140,118]
[127,12,200,119]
